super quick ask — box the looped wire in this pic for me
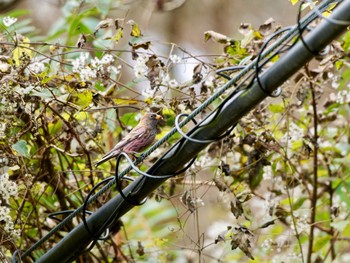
[304,0,350,26]
[254,27,294,97]
[296,0,350,57]
[297,1,321,56]
[11,250,26,263]
[115,150,198,205]
[82,177,114,240]
[175,113,236,144]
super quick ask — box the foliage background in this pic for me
[0,0,350,262]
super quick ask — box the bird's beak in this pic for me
[155,114,163,120]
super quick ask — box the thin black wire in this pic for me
[114,153,149,206]
[304,0,349,26]
[48,210,83,232]
[215,27,294,98]
[216,66,246,80]
[297,0,321,55]
[297,0,349,56]
[81,176,121,240]
[254,27,295,97]
[175,113,236,143]
[114,151,197,205]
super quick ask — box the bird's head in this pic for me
[141,112,163,127]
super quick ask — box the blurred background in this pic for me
[1,0,298,53]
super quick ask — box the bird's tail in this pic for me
[95,150,120,167]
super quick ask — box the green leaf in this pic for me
[48,119,63,135]
[106,109,116,132]
[31,89,55,99]
[314,235,331,252]
[75,89,93,108]
[269,104,284,113]
[12,140,30,158]
[120,112,139,127]
[292,197,307,210]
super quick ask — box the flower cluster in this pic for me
[335,89,350,104]
[169,54,182,64]
[280,122,304,145]
[3,16,17,27]
[28,61,45,74]
[134,54,149,78]
[0,173,18,203]
[0,173,19,238]
[72,53,120,82]
[134,54,179,98]
[290,210,310,235]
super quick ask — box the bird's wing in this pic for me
[111,125,147,151]
[95,125,148,166]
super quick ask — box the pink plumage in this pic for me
[95,113,162,166]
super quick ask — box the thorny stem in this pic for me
[284,111,305,263]
[306,67,318,263]
[286,188,305,263]
[192,173,203,262]
[325,157,336,260]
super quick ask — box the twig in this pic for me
[305,66,319,263]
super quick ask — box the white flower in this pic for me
[0,173,19,203]
[107,65,121,75]
[0,61,11,72]
[79,67,97,82]
[335,89,350,104]
[23,85,34,94]
[280,122,304,145]
[204,76,215,88]
[134,54,149,78]
[100,54,114,64]
[262,165,273,180]
[3,16,17,27]
[169,54,182,64]
[28,61,45,74]
[142,85,154,99]
[72,53,89,73]
[0,173,19,238]
[168,79,178,88]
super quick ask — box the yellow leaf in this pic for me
[12,36,32,66]
[290,0,299,5]
[67,86,93,108]
[162,107,175,116]
[112,28,123,44]
[128,20,142,37]
[291,140,303,151]
[74,111,89,121]
[253,31,263,39]
[113,98,139,105]
[322,10,331,17]
[75,89,93,108]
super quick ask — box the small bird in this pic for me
[95,112,162,166]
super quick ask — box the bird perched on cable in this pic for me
[95,112,163,166]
